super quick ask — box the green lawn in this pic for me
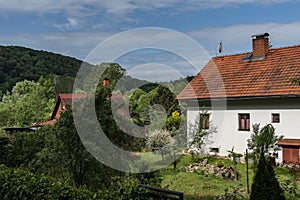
[155,155,300,200]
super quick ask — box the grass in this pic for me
[154,154,300,200]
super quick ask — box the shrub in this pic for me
[146,129,174,154]
[0,165,152,200]
[250,152,285,200]
[0,164,99,199]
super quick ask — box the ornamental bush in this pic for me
[250,152,286,200]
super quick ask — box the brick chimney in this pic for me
[103,78,110,87]
[252,33,270,58]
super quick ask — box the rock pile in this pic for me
[186,159,237,180]
[282,163,300,169]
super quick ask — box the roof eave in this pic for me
[178,94,300,102]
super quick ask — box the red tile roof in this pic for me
[177,45,300,100]
[58,94,91,106]
[277,139,300,147]
[50,93,91,120]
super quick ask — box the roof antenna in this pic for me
[218,41,223,54]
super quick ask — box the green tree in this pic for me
[33,109,122,190]
[0,130,45,170]
[128,88,147,126]
[188,110,217,153]
[0,77,55,127]
[250,151,286,200]
[95,78,145,151]
[146,129,174,159]
[54,109,91,187]
[247,124,283,170]
[150,85,179,116]
[165,110,186,136]
[0,45,86,95]
[98,62,125,92]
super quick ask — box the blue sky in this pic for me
[1,0,300,81]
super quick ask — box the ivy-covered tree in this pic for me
[95,76,145,151]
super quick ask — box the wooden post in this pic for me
[246,149,249,194]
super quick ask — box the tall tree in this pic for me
[150,85,179,116]
[247,124,283,170]
[250,151,286,200]
[0,77,55,127]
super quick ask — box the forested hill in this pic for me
[0,45,194,97]
[0,45,84,95]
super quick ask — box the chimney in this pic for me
[252,33,270,58]
[103,78,110,87]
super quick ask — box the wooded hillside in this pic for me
[0,45,84,96]
[0,46,152,96]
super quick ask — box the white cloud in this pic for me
[0,0,297,33]
[3,21,300,58]
[2,21,300,81]
[0,0,294,12]
[188,21,300,55]
[0,31,114,59]
[54,17,80,30]
[0,0,296,18]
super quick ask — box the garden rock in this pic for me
[186,159,237,180]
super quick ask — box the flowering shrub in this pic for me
[146,129,174,158]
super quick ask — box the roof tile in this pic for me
[177,45,300,100]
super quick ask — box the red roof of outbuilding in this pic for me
[177,45,300,100]
[277,139,300,147]
[50,94,91,120]
[58,94,91,105]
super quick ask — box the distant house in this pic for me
[34,79,128,127]
[35,79,108,126]
[34,93,90,126]
[177,33,300,163]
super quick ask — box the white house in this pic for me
[177,33,300,163]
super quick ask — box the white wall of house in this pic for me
[185,97,300,162]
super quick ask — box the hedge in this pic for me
[0,165,152,200]
[0,165,117,199]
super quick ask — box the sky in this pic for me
[1,0,300,82]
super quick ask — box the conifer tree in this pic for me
[250,151,285,200]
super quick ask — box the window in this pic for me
[238,113,250,131]
[200,114,210,129]
[272,113,280,123]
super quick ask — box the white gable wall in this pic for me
[185,97,300,161]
